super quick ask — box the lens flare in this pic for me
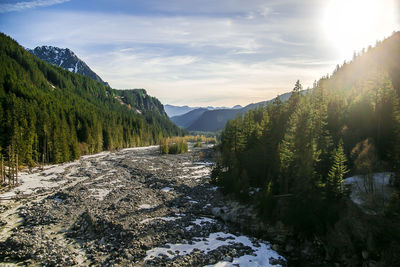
[322,0,399,61]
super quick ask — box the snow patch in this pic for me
[0,161,80,199]
[88,188,110,201]
[161,187,173,192]
[145,232,284,266]
[185,217,216,231]
[140,216,181,224]
[344,172,394,206]
[139,204,155,210]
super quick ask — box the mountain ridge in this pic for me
[26,45,169,117]
[171,108,208,128]
[27,45,108,86]
[185,91,295,132]
[0,33,181,164]
[164,104,233,117]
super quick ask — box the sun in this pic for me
[322,0,399,61]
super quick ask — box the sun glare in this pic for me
[323,0,399,61]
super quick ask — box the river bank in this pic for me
[0,145,285,266]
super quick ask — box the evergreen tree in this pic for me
[327,140,349,197]
[212,32,400,239]
[0,33,182,165]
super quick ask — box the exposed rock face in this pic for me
[27,46,108,86]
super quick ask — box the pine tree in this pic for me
[311,84,334,182]
[327,140,349,197]
[294,80,302,92]
[0,33,182,165]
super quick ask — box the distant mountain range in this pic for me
[164,104,241,117]
[171,92,296,132]
[170,108,209,128]
[164,105,197,117]
[27,46,109,86]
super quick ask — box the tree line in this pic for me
[212,32,400,237]
[0,33,182,166]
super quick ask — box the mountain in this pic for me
[232,105,242,109]
[207,106,230,110]
[27,45,108,86]
[27,46,165,117]
[113,89,167,117]
[164,104,231,117]
[187,91,294,132]
[171,108,208,128]
[164,104,197,117]
[187,108,240,132]
[0,33,182,164]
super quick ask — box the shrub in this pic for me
[194,141,202,148]
[159,137,188,154]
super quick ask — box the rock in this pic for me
[223,255,233,262]
[269,257,282,265]
[231,248,237,256]
[0,146,287,266]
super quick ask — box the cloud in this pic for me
[1,9,335,106]
[86,45,333,106]
[0,0,69,13]
[4,0,392,106]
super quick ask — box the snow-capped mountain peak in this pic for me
[27,46,108,86]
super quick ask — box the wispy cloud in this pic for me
[0,0,69,13]
[1,0,397,106]
[0,9,334,106]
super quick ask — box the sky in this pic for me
[0,0,399,107]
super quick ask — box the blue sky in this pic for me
[1,0,399,106]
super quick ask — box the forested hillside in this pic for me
[0,33,182,165]
[114,89,168,117]
[186,91,293,132]
[171,108,208,128]
[212,32,400,264]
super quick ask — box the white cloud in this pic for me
[87,47,332,106]
[3,0,395,106]
[4,10,335,106]
[0,0,70,13]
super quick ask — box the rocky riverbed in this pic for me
[0,145,285,266]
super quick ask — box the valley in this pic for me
[1,2,399,265]
[0,145,285,266]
